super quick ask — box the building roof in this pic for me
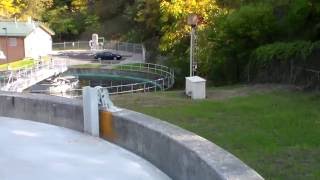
[0,21,55,37]
[186,76,206,83]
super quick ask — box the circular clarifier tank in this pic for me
[0,117,171,180]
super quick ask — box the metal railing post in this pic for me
[162,79,164,91]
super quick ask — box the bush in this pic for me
[249,40,320,83]
[252,41,314,66]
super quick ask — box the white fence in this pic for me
[52,41,145,55]
[53,40,146,63]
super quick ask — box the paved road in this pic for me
[0,117,171,180]
[52,50,144,66]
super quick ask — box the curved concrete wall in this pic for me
[110,110,263,180]
[0,91,83,132]
[0,91,263,180]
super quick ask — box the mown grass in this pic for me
[0,58,35,71]
[0,56,52,71]
[112,87,320,180]
[70,63,102,69]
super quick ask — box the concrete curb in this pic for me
[110,110,264,180]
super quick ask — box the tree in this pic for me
[42,0,100,41]
[159,0,222,52]
[0,0,53,19]
[0,0,18,17]
[201,3,279,83]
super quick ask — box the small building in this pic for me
[186,76,206,99]
[0,20,54,63]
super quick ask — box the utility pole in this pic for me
[188,14,198,77]
[185,14,207,100]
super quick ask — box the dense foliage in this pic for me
[200,0,320,84]
[1,0,320,85]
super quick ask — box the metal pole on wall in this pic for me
[83,86,99,136]
[142,45,146,63]
[2,28,8,66]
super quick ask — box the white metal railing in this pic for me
[53,40,146,63]
[0,58,69,92]
[52,41,144,54]
[31,63,175,98]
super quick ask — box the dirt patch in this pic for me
[112,92,189,108]
[112,84,297,108]
[112,84,295,108]
[206,84,296,100]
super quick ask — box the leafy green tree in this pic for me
[159,0,222,52]
[202,3,278,82]
[0,0,53,19]
[42,0,99,41]
[0,0,19,17]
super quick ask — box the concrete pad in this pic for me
[0,117,171,180]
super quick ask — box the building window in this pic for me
[9,38,17,47]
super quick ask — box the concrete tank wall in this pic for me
[109,110,263,180]
[0,91,83,131]
[0,91,263,180]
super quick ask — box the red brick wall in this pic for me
[0,36,25,64]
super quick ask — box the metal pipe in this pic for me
[190,27,194,77]
[2,28,8,67]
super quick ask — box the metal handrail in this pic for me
[0,59,69,92]
[52,41,144,54]
[114,63,172,75]
[31,63,175,98]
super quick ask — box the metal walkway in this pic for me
[0,59,68,92]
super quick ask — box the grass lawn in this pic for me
[112,85,320,180]
[70,63,102,69]
[0,58,35,71]
[0,56,57,71]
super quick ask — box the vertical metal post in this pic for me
[142,45,146,63]
[83,86,99,136]
[190,27,194,77]
[2,28,8,66]
[162,79,165,91]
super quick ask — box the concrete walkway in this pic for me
[0,117,171,180]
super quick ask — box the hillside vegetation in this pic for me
[2,0,320,85]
